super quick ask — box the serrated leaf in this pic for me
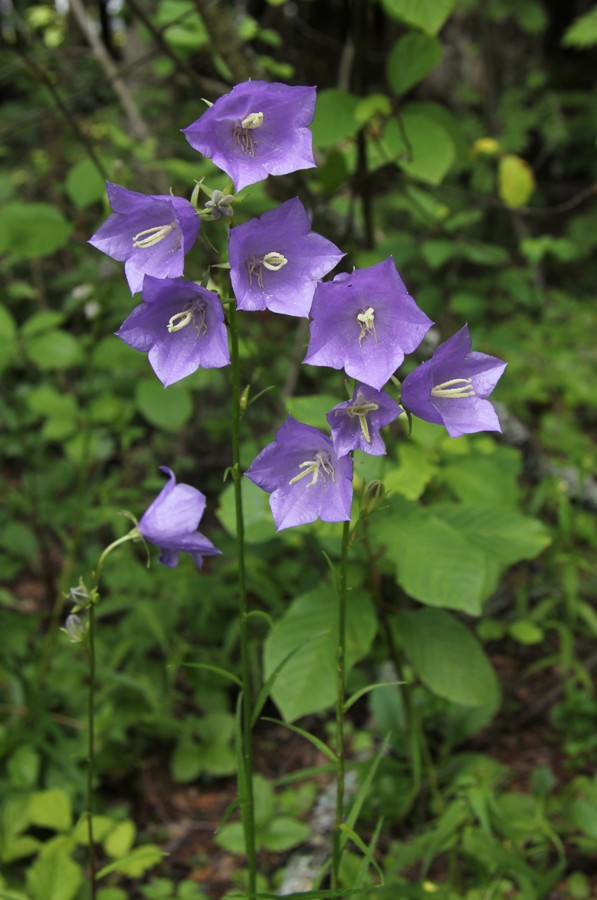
[384,442,438,500]
[433,503,551,566]
[263,587,377,721]
[498,154,536,208]
[381,0,455,34]
[399,608,500,707]
[387,32,443,95]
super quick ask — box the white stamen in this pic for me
[247,252,288,288]
[167,301,207,335]
[346,394,380,443]
[234,112,264,156]
[288,450,336,487]
[357,307,378,346]
[241,112,263,130]
[132,222,178,249]
[431,378,475,399]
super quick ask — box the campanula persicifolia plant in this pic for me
[82,79,506,898]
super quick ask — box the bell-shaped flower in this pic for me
[326,383,402,457]
[116,276,230,387]
[89,183,200,295]
[401,325,506,438]
[304,258,433,391]
[245,416,353,531]
[229,198,344,317]
[182,81,316,192]
[138,467,220,569]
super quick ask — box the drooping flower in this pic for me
[89,183,200,295]
[138,467,220,569]
[116,276,230,387]
[400,325,506,438]
[229,198,344,317]
[326,383,402,456]
[182,81,317,192]
[304,258,433,391]
[245,416,353,531]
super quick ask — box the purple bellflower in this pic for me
[89,183,200,295]
[138,467,220,569]
[116,276,230,387]
[401,325,506,438]
[229,198,344,317]
[327,383,402,457]
[304,258,433,391]
[182,81,316,192]
[245,416,353,531]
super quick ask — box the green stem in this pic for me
[86,602,97,900]
[228,300,257,897]
[332,518,351,890]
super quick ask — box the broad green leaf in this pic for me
[384,442,438,500]
[153,0,208,49]
[264,587,377,721]
[104,820,136,859]
[399,608,500,707]
[24,330,83,370]
[28,789,71,832]
[0,203,72,259]
[355,94,392,126]
[498,154,536,208]
[217,478,276,544]
[563,7,597,48]
[508,620,544,645]
[27,852,82,900]
[439,446,522,508]
[286,394,341,428]
[1,834,41,863]
[383,110,455,185]
[135,378,193,432]
[387,33,443,95]
[372,503,488,615]
[65,159,106,208]
[0,305,17,340]
[21,310,64,337]
[311,89,361,148]
[262,817,310,852]
[432,503,552,566]
[96,845,164,879]
[7,746,39,788]
[381,0,455,34]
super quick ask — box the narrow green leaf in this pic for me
[252,643,305,727]
[261,717,337,763]
[342,736,390,848]
[343,681,403,713]
[180,662,242,688]
[95,845,165,879]
[338,823,385,884]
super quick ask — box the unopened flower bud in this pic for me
[204,190,235,220]
[360,480,385,517]
[64,614,85,643]
[67,581,91,606]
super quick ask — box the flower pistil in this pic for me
[357,307,377,346]
[288,450,336,487]
[132,221,179,249]
[247,251,288,288]
[167,300,208,335]
[345,394,380,443]
[233,111,264,156]
[431,377,475,399]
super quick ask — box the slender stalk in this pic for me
[228,300,257,897]
[86,601,97,900]
[331,518,351,890]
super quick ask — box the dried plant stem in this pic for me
[331,518,351,890]
[228,300,258,897]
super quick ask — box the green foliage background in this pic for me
[1,0,597,897]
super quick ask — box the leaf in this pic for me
[135,378,193,432]
[383,110,455,185]
[0,202,72,259]
[181,662,242,688]
[28,789,71,832]
[104,820,136,858]
[286,394,341,428]
[399,608,500,707]
[24,331,83,371]
[27,852,82,900]
[262,817,310,852]
[262,717,337,763]
[338,823,384,884]
[371,503,488,615]
[96,845,164,879]
[498,154,536,208]
[387,33,443,95]
[217,478,277,544]
[171,735,202,783]
[384,442,438,500]
[65,159,106,208]
[7,746,39,788]
[343,681,404,713]
[263,587,377,721]
[311,89,361,148]
[380,0,455,34]
[563,7,597,48]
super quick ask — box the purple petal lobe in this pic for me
[327,383,402,456]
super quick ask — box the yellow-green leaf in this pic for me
[498,154,535,208]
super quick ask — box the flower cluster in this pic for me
[89,78,506,546]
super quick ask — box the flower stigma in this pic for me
[167,301,208,335]
[288,450,336,487]
[357,307,378,346]
[431,378,475,399]
[346,393,380,443]
[247,251,288,288]
[132,222,179,249]
[233,111,264,156]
